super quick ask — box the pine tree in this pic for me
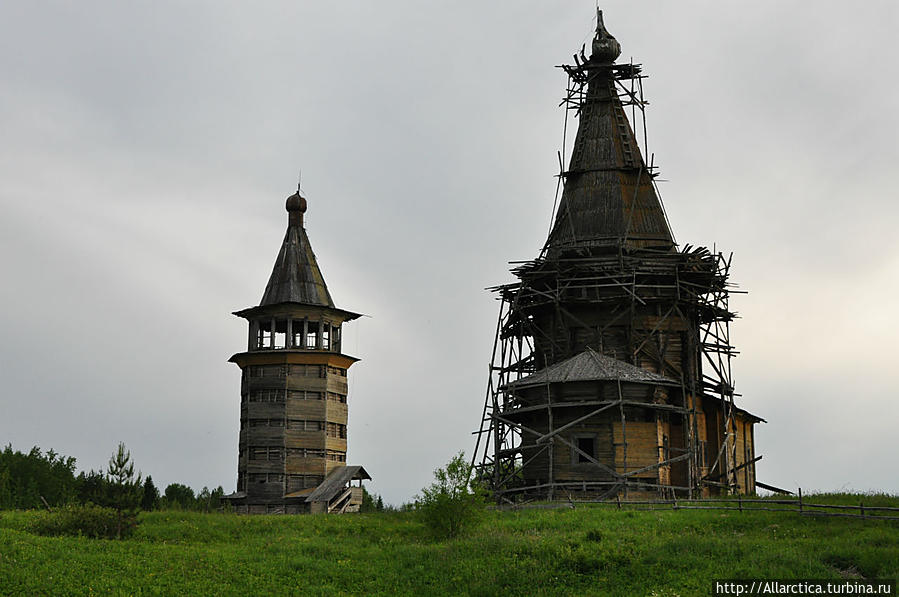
[105,442,142,537]
[141,476,159,511]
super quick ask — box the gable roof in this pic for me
[305,465,371,503]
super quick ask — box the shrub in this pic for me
[30,504,137,539]
[416,452,484,539]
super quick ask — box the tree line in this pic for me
[3,443,485,541]
[0,444,226,512]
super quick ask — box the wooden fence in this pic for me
[501,490,899,521]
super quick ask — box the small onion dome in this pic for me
[591,10,621,63]
[286,191,307,214]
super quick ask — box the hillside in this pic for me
[1,496,897,596]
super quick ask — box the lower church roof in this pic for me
[508,348,678,389]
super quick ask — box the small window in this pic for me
[574,435,596,464]
[326,450,346,462]
[326,422,347,438]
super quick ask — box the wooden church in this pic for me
[224,190,370,514]
[474,12,763,501]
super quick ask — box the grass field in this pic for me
[1,494,897,596]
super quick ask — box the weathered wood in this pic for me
[473,11,761,504]
[224,192,369,515]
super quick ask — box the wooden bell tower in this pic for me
[225,190,369,514]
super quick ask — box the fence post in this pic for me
[616,494,621,510]
[739,495,743,513]
[860,501,865,519]
[798,487,803,514]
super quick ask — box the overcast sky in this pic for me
[1,2,897,505]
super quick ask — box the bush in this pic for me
[30,504,137,539]
[416,452,484,539]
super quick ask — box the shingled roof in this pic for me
[545,12,674,256]
[508,347,677,389]
[260,191,335,307]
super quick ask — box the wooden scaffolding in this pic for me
[472,11,761,503]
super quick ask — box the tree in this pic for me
[76,470,109,506]
[105,442,142,510]
[415,452,484,539]
[0,444,77,510]
[163,483,195,510]
[141,476,159,511]
[197,486,211,512]
[0,467,12,510]
[104,442,142,538]
[210,486,225,512]
[361,487,385,512]
[107,443,137,486]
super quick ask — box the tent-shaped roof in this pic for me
[508,347,677,389]
[260,191,334,308]
[545,12,674,256]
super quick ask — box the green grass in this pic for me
[1,494,897,596]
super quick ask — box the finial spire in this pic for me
[262,185,334,308]
[591,8,621,63]
[286,180,307,227]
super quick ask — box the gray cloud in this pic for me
[1,1,896,504]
